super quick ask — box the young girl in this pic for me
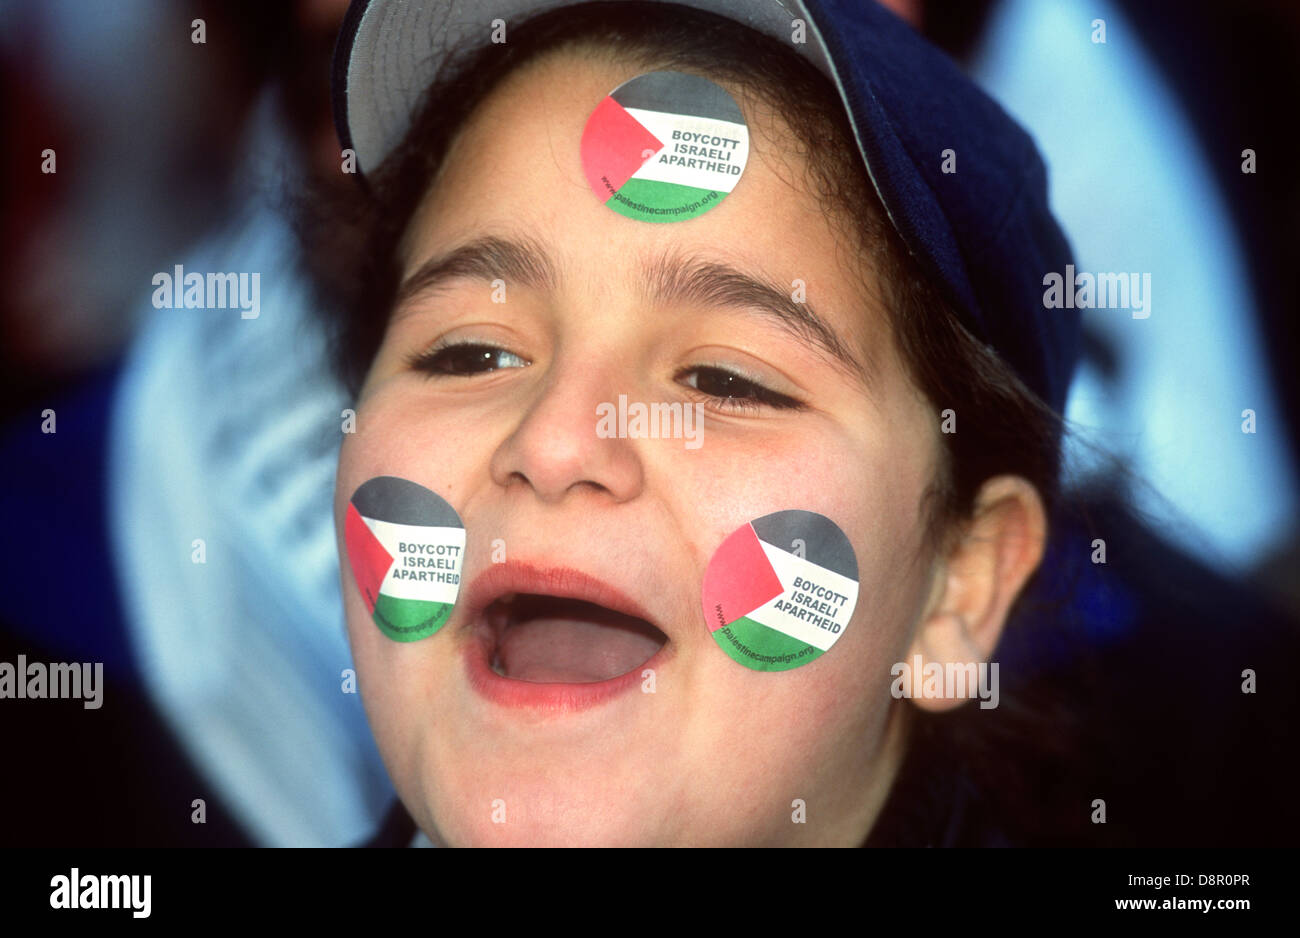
[315,0,1082,846]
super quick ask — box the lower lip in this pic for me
[462,622,672,715]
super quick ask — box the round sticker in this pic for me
[344,476,466,642]
[580,70,750,223]
[702,510,859,671]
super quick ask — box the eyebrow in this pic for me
[396,235,558,307]
[640,251,867,380]
[395,236,868,380]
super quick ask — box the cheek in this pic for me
[662,421,930,730]
[334,386,482,725]
[662,423,930,601]
[340,381,483,486]
[676,604,902,830]
[335,377,504,556]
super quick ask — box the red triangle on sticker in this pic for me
[701,523,785,633]
[345,502,394,615]
[580,96,664,201]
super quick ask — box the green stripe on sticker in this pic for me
[716,617,823,672]
[605,178,721,222]
[373,594,454,644]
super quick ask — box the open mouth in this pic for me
[483,593,669,684]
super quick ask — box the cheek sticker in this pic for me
[702,510,859,671]
[344,476,466,642]
[580,70,749,223]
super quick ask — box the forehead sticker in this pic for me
[345,476,466,642]
[580,70,750,223]
[702,510,859,671]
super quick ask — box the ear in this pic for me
[905,475,1047,712]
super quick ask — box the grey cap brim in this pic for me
[333,0,834,177]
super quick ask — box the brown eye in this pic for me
[678,366,804,410]
[410,343,529,376]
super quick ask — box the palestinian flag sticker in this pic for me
[702,510,859,672]
[344,476,466,643]
[580,70,749,223]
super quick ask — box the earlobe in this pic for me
[903,475,1046,712]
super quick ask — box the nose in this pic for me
[488,357,645,504]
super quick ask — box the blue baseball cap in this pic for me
[332,0,1079,414]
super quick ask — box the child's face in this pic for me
[335,51,945,845]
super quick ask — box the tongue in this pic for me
[498,617,664,683]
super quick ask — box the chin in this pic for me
[417,778,671,847]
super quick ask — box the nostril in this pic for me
[488,393,647,504]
